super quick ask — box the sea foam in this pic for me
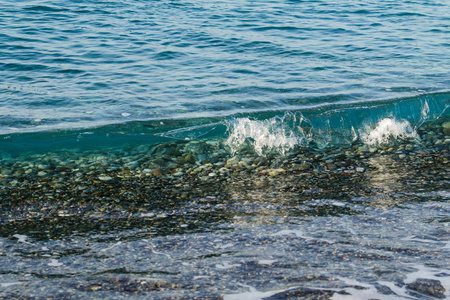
[225,112,308,155]
[360,118,417,146]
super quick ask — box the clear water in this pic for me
[1,0,449,299]
[1,0,449,135]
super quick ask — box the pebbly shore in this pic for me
[0,119,448,223]
[0,118,448,300]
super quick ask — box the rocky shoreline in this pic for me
[0,119,448,220]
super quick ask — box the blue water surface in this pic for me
[1,0,449,135]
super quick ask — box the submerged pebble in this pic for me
[443,121,450,135]
[0,118,447,209]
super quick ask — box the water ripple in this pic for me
[0,0,449,133]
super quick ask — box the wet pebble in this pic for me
[442,121,450,135]
[184,154,195,164]
[406,278,446,298]
[151,169,162,176]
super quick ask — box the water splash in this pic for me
[225,112,309,156]
[360,118,417,146]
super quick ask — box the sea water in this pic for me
[1,0,449,299]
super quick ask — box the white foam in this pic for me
[100,241,122,253]
[215,261,241,269]
[272,229,306,238]
[1,282,23,288]
[444,241,450,251]
[147,248,173,260]
[258,260,277,265]
[401,236,440,244]
[360,118,417,146]
[377,281,410,299]
[48,259,63,267]
[12,234,32,244]
[225,113,307,155]
[223,283,288,300]
[332,277,405,300]
[215,243,234,250]
[223,289,281,300]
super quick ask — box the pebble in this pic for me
[293,163,311,171]
[169,162,180,169]
[1,169,12,175]
[185,154,196,164]
[268,169,286,176]
[151,169,162,176]
[142,168,152,174]
[226,156,240,166]
[125,161,139,169]
[356,167,365,173]
[38,171,47,177]
[98,176,113,181]
[406,278,446,298]
[443,121,450,135]
[369,147,377,153]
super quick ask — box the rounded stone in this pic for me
[226,156,240,166]
[185,155,196,164]
[200,176,210,181]
[293,163,311,171]
[269,169,285,176]
[443,122,450,136]
[1,169,12,175]
[151,169,162,176]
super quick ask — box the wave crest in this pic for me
[360,118,417,146]
[225,112,309,155]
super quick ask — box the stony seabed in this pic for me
[0,118,449,299]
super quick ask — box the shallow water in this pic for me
[0,118,449,299]
[1,0,450,299]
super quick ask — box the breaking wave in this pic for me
[0,92,448,156]
[223,92,448,155]
[360,118,417,146]
[225,112,309,156]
